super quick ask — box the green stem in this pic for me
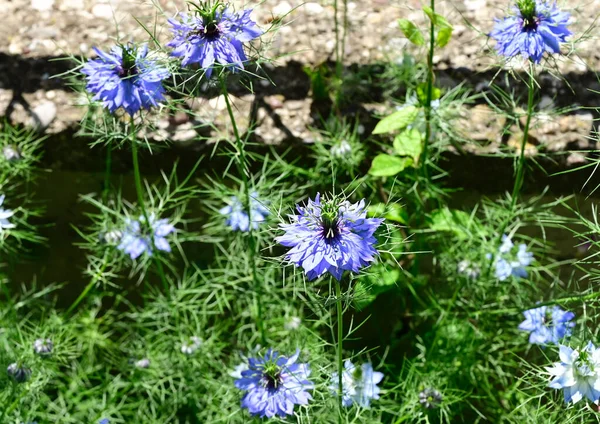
[334,277,344,423]
[220,78,266,346]
[66,252,109,315]
[510,64,535,210]
[421,0,436,181]
[130,119,169,291]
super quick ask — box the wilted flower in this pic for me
[0,195,15,232]
[276,194,384,280]
[234,349,314,418]
[330,360,384,408]
[519,305,575,345]
[33,338,54,356]
[547,343,600,404]
[167,3,262,78]
[490,0,570,64]
[219,192,269,232]
[81,43,170,116]
[181,336,203,355]
[134,358,151,369]
[3,145,21,162]
[284,316,302,331]
[117,213,175,259]
[99,229,123,245]
[457,260,480,279]
[7,362,31,383]
[419,387,443,409]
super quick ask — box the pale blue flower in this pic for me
[0,194,15,231]
[219,191,269,232]
[519,305,575,344]
[330,360,384,408]
[117,214,175,259]
[547,343,600,404]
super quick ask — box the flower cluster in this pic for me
[329,360,384,408]
[547,343,600,404]
[181,336,203,355]
[277,194,384,280]
[219,192,269,232]
[234,349,314,418]
[81,44,170,116]
[490,0,570,63]
[518,305,575,345]
[490,235,534,281]
[117,214,175,260]
[167,3,262,78]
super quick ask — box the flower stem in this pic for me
[421,0,436,181]
[130,118,168,291]
[66,252,109,315]
[334,277,344,422]
[220,77,266,346]
[510,63,535,210]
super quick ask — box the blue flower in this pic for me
[518,305,575,344]
[0,194,15,232]
[167,4,262,78]
[276,194,384,281]
[234,349,314,418]
[81,44,170,116]
[491,235,534,281]
[330,360,384,408]
[490,0,570,63]
[547,343,600,404]
[117,214,175,259]
[99,420,109,424]
[219,192,269,232]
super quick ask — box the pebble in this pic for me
[31,0,54,12]
[92,3,113,19]
[31,101,57,131]
[273,1,292,17]
[304,2,324,15]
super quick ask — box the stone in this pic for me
[273,1,293,17]
[92,3,113,19]
[31,0,54,12]
[31,101,57,131]
[304,2,324,15]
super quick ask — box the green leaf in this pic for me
[416,83,441,106]
[354,266,402,310]
[368,155,413,177]
[393,128,423,163]
[368,203,408,224]
[422,7,452,28]
[372,106,419,135]
[429,207,472,239]
[398,19,425,46]
[437,26,453,47]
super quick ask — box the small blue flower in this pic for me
[117,214,175,259]
[81,44,170,116]
[491,235,534,281]
[219,192,269,232]
[490,0,570,63]
[330,360,384,408]
[234,349,314,418]
[276,194,384,281]
[547,343,600,404]
[495,257,513,281]
[518,305,575,344]
[99,420,109,424]
[0,194,15,232]
[167,4,262,78]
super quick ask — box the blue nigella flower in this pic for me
[234,349,314,418]
[99,420,109,424]
[489,0,570,64]
[117,213,175,259]
[490,235,534,281]
[81,43,170,116]
[547,342,600,404]
[0,194,15,232]
[276,194,384,281]
[219,191,269,232]
[518,305,575,344]
[167,3,262,78]
[330,360,384,408]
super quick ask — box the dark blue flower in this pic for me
[234,349,313,418]
[219,191,269,232]
[81,44,170,116]
[518,305,575,344]
[117,213,175,259]
[167,3,262,78]
[490,0,570,63]
[276,194,384,281]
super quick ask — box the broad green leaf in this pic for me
[429,207,472,239]
[437,26,453,47]
[368,203,408,224]
[398,19,425,46]
[372,106,419,135]
[422,7,452,28]
[368,154,413,177]
[393,128,423,163]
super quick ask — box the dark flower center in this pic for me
[320,202,341,241]
[203,21,220,39]
[517,0,538,31]
[263,363,283,390]
[119,46,139,79]
[522,16,539,31]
